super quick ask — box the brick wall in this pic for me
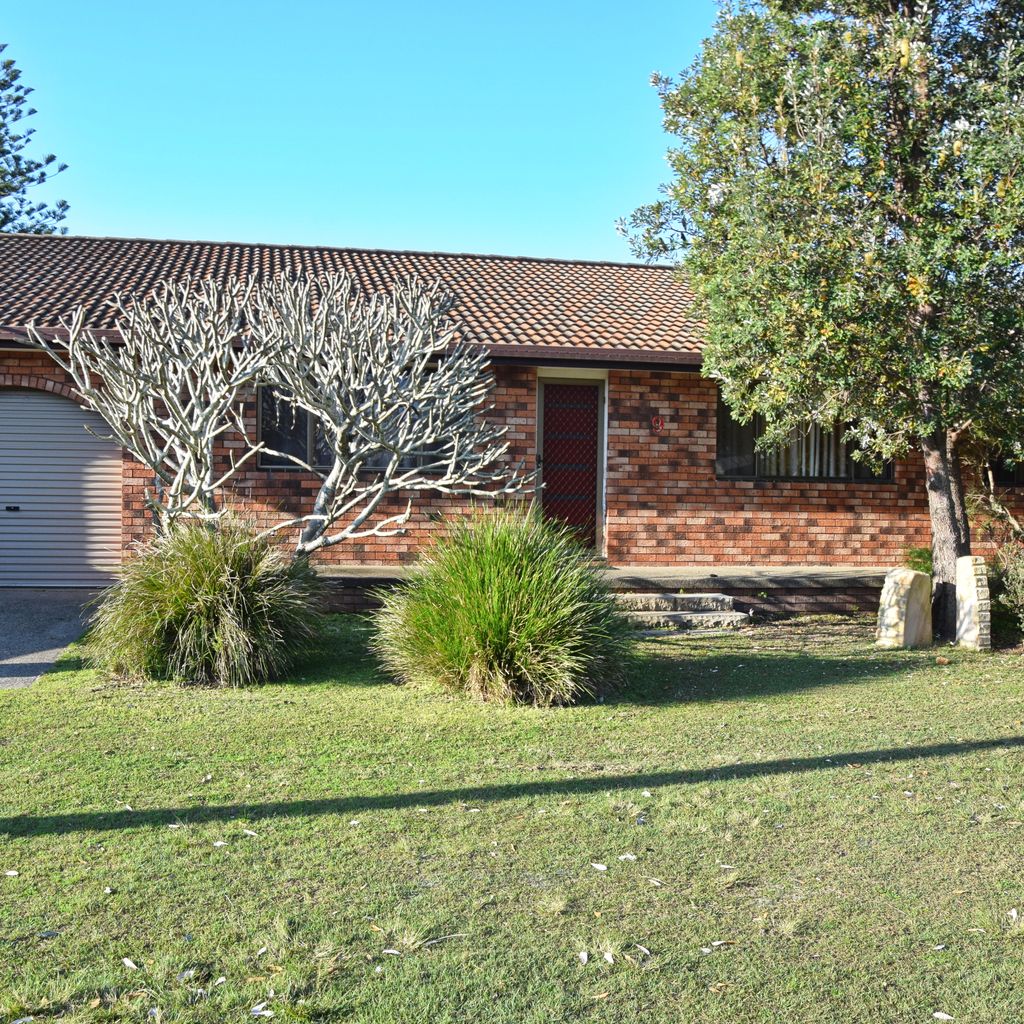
[1,350,538,565]
[204,362,539,564]
[3,349,1018,569]
[604,370,934,566]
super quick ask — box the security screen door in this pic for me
[538,381,600,548]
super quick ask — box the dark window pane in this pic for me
[852,458,892,482]
[259,388,309,466]
[993,459,1023,487]
[362,448,424,472]
[364,448,393,471]
[312,419,334,469]
[715,399,757,477]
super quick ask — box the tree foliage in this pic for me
[626,0,1024,635]
[0,43,68,233]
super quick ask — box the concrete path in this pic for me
[0,589,95,689]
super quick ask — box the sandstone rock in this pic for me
[956,555,992,651]
[876,568,933,648]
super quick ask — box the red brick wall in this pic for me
[3,349,1018,569]
[209,363,539,565]
[604,370,934,566]
[1,352,537,564]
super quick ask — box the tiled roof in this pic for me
[0,234,704,365]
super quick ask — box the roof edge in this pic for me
[487,344,701,368]
[0,232,678,272]
[0,329,703,368]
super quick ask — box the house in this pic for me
[0,233,945,591]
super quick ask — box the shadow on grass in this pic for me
[992,606,1024,652]
[285,615,387,688]
[313,614,924,705]
[606,643,918,706]
[4,734,1022,839]
[48,651,89,674]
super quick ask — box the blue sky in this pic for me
[4,1,716,261]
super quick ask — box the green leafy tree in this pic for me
[1,43,68,233]
[625,0,1024,637]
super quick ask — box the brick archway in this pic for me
[0,377,80,401]
[0,354,82,403]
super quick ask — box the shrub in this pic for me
[88,519,324,686]
[995,542,1024,639]
[371,508,634,706]
[904,545,933,575]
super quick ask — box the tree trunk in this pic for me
[920,430,972,640]
[946,432,970,552]
[297,461,343,553]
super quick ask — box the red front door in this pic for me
[540,382,600,547]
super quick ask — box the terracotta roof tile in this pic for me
[0,234,705,364]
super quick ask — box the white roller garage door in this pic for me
[0,390,122,586]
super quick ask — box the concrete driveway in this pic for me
[0,589,96,689]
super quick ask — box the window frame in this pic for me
[256,386,332,471]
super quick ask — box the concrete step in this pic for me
[613,591,736,613]
[624,609,753,632]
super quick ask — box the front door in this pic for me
[539,381,601,548]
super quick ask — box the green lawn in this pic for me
[2,617,1024,1023]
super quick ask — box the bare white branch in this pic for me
[24,276,281,527]
[247,272,532,554]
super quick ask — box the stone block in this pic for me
[956,555,992,651]
[877,568,933,648]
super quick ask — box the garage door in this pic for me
[0,390,122,586]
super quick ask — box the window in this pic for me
[257,387,444,472]
[992,459,1024,487]
[258,388,327,468]
[715,396,891,482]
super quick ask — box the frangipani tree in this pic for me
[26,276,278,527]
[27,271,527,552]
[248,273,529,555]
[625,0,1024,637]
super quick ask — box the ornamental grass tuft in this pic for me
[371,508,634,706]
[87,518,324,687]
[995,541,1024,639]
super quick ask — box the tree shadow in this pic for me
[0,653,88,679]
[0,589,95,668]
[603,618,930,706]
[991,604,1023,652]
[3,733,1021,840]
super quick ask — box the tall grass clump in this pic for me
[88,519,324,687]
[372,508,634,706]
[994,542,1024,642]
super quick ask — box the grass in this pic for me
[1,615,1024,1022]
